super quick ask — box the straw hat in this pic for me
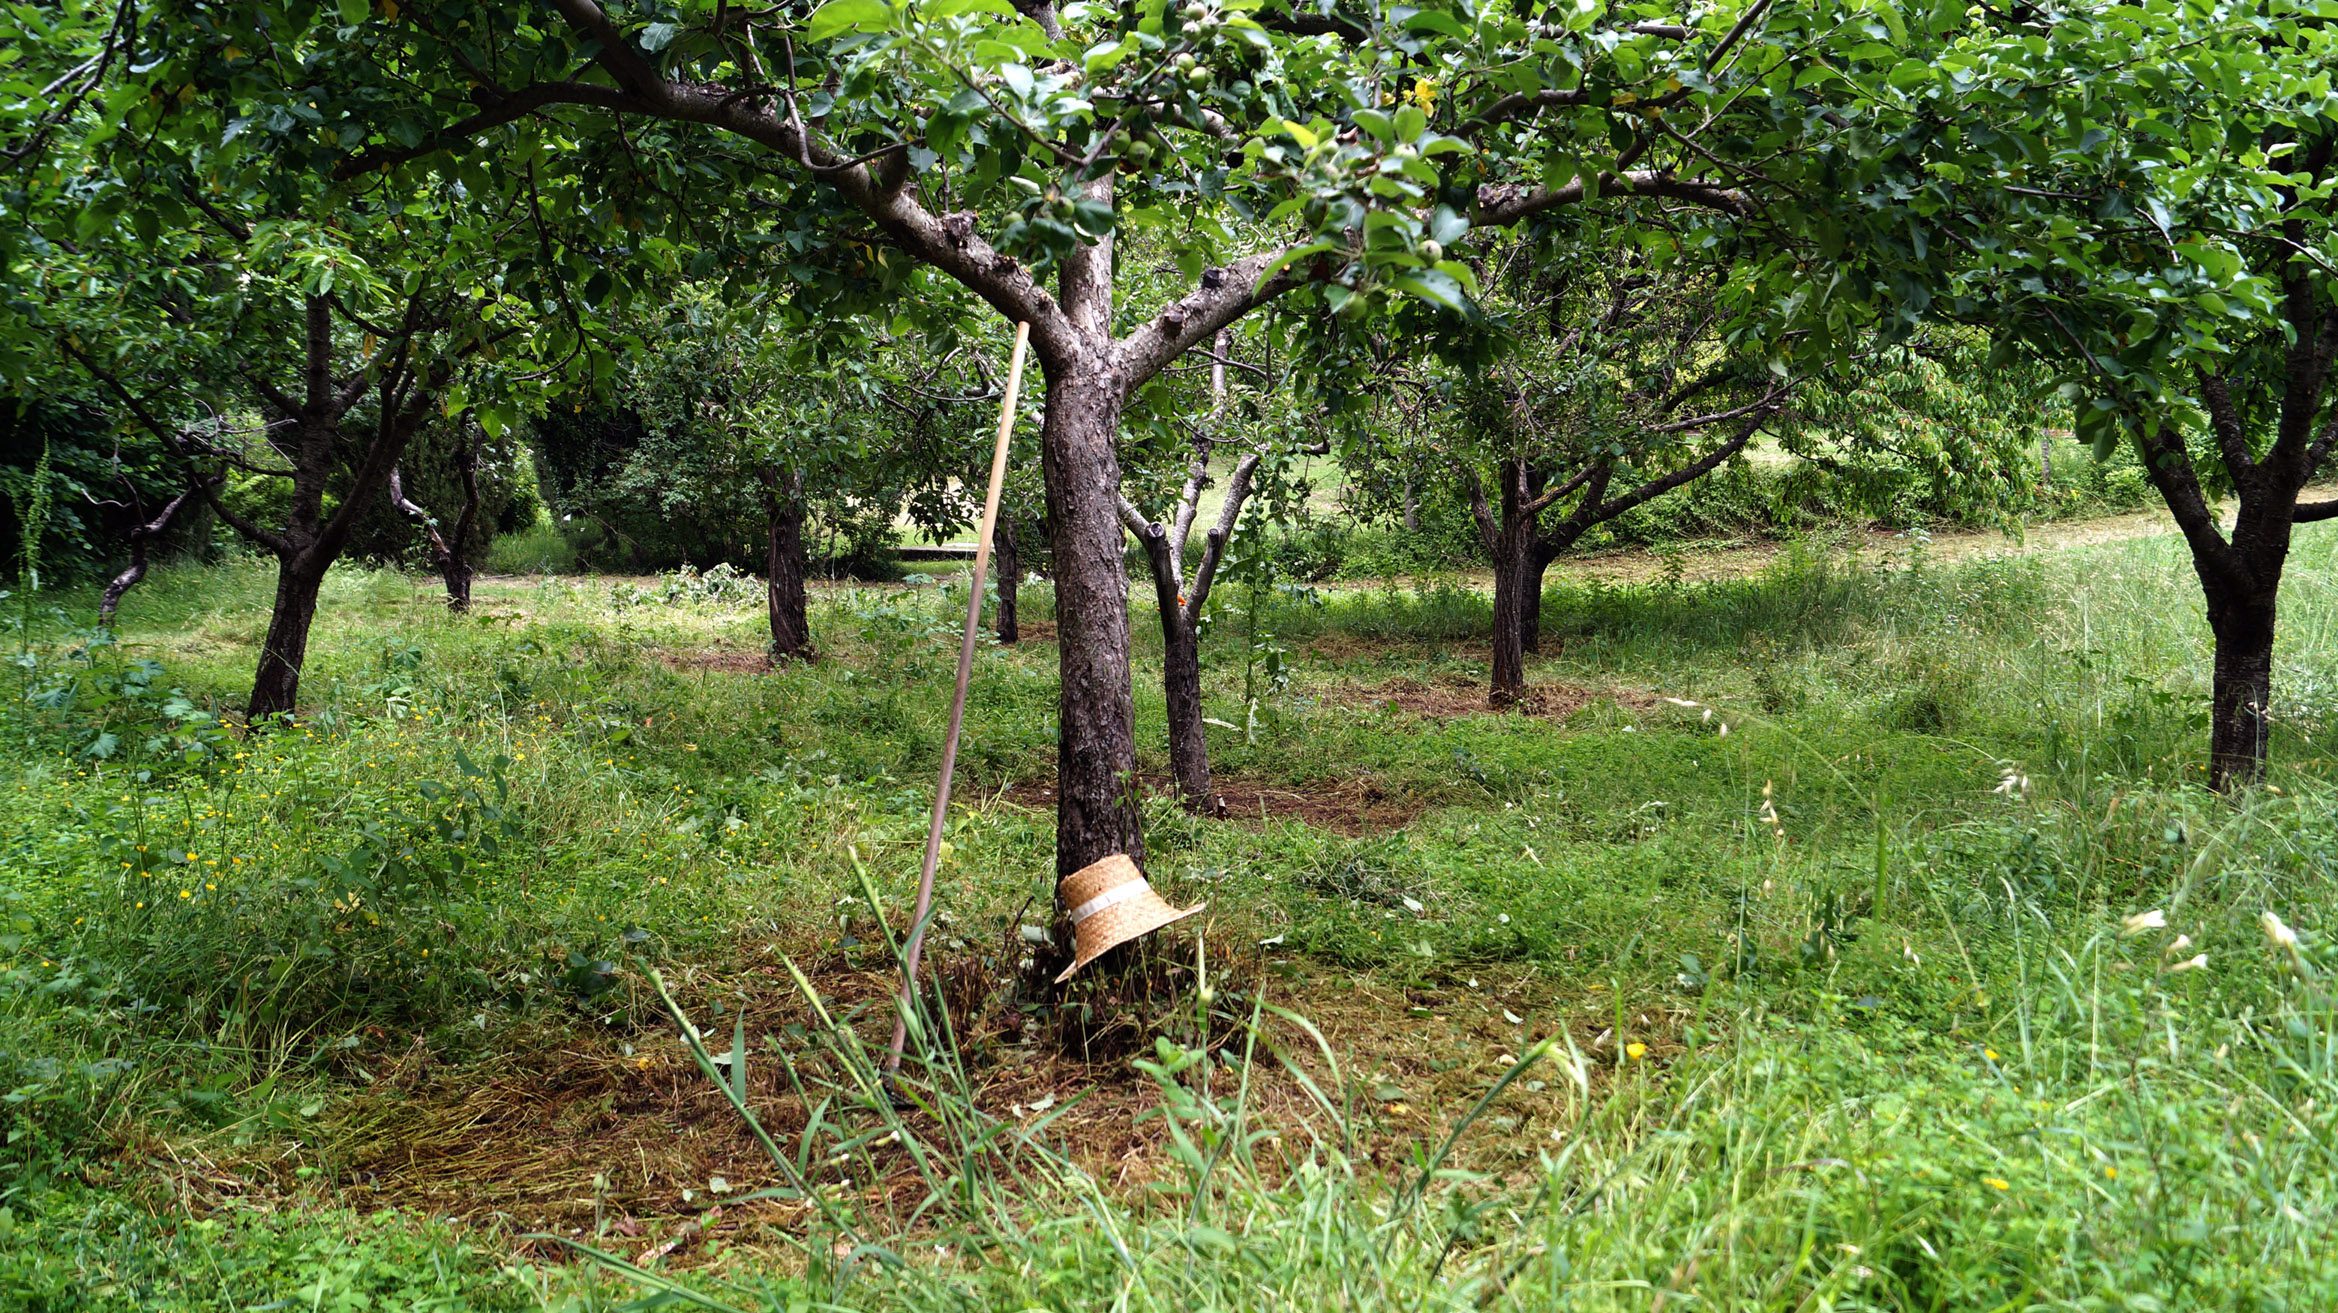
[1053,853,1206,983]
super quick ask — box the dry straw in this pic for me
[1054,853,1207,983]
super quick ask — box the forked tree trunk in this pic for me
[2206,588,2277,791]
[247,550,329,722]
[1039,369,1144,886]
[994,516,1020,644]
[764,469,812,661]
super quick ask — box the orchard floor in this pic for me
[5,514,2338,1309]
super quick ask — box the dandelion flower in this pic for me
[2120,909,2166,937]
[2262,911,2298,949]
[1625,1042,1648,1060]
[1982,1177,2010,1191]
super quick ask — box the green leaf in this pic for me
[1389,269,1469,314]
[807,0,891,43]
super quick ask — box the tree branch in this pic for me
[2196,368,2257,484]
[1115,248,1302,393]
[1474,171,1753,226]
[1182,447,1261,619]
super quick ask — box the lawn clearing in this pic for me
[3,522,2336,1309]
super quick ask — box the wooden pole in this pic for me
[888,321,1030,1077]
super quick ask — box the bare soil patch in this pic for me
[995,772,1428,836]
[295,955,1620,1251]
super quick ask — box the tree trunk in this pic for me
[99,553,147,628]
[2206,588,2277,791]
[1519,545,1554,655]
[994,516,1020,644]
[1160,614,1216,813]
[1039,370,1144,879]
[1488,521,1535,708]
[1136,532,1220,816]
[247,550,328,722]
[765,471,812,661]
[98,483,202,628]
[443,557,474,612]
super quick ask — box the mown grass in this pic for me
[1,521,2335,1309]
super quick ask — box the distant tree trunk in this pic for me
[98,482,204,628]
[1135,528,1220,816]
[1401,471,1420,533]
[1487,524,1535,708]
[2038,430,2054,490]
[248,549,329,721]
[994,516,1020,644]
[763,467,812,661]
[1470,459,1540,708]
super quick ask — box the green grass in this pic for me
[2,521,2336,1309]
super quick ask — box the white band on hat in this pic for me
[1067,880,1149,925]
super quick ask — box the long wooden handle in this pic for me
[888,320,1030,1076]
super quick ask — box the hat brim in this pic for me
[1054,901,1207,984]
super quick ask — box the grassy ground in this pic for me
[3,518,2337,1309]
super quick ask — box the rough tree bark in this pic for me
[762,466,812,661]
[1041,364,1145,876]
[248,549,330,720]
[1519,543,1555,655]
[2206,583,2278,790]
